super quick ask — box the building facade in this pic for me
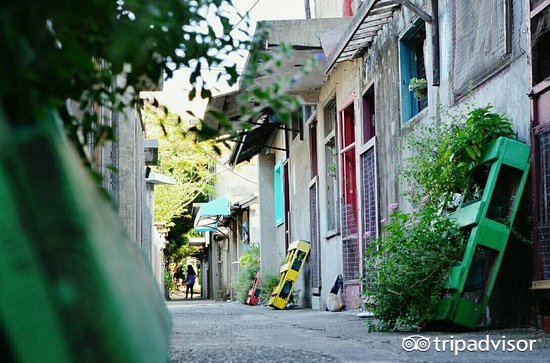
[207,0,550,328]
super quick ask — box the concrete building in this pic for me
[193,147,261,301]
[208,18,351,307]
[207,0,549,328]
[527,0,550,326]
[69,84,175,294]
[320,0,535,324]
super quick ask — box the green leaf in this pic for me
[189,88,196,101]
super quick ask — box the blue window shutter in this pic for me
[400,39,413,124]
[274,160,284,225]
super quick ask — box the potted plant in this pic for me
[408,77,428,101]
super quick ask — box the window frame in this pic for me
[323,97,340,237]
[274,159,284,226]
[338,99,358,240]
[399,20,428,125]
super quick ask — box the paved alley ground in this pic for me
[168,301,550,362]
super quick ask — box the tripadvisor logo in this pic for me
[402,335,538,355]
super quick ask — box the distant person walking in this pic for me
[185,264,197,299]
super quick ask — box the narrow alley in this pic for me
[168,301,550,362]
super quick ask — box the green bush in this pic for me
[232,245,260,303]
[364,206,465,331]
[259,271,280,305]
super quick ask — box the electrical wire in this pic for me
[183,133,258,185]
[230,0,263,34]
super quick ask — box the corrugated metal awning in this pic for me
[325,0,432,74]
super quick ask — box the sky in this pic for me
[152,0,307,116]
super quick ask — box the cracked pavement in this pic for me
[168,300,550,362]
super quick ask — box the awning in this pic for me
[225,113,285,166]
[193,198,231,233]
[325,0,432,74]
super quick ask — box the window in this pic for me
[323,99,339,234]
[339,103,358,239]
[291,112,302,139]
[303,104,316,123]
[291,104,317,139]
[274,160,284,225]
[532,4,550,85]
[362,86,375,143]
[400,21,427,124]
[309,121,321,292]
[339,102,360,285]
[310,123,318,178]
[452,1,512,96]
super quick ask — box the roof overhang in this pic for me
[255,18,351,97]
[221,113,287,166]
[325,0,432,74]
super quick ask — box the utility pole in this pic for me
[304,0,311,19]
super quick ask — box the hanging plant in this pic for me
[408,77,428,101]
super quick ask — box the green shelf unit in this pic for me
[436,137,531,328]
[0,111,171,363]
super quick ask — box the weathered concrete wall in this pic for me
[258,152,279,274]
[316,59,363,309]
[356,0,534,325]
[314,0,344,18]
[212,150,260,299]
[214,152,258,204]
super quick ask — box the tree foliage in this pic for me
[0,1,311,167]
[143,106,215,224]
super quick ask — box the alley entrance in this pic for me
[168,301,550,362]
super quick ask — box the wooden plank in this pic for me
[360,10,394,22]
[372,0,397,10]
[348,37,374,46]
[531,0,550,18]
[356,17,392,30]
[355,25,383,36]
[531,280,550,290]
[533,78,550,95]
[369,4,399,16]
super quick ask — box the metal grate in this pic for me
[309,182,321,289]
[341,202,358,238]
[452,0,507,95]
[537,128,550,279]
[361,148,377,286]
[342,236,360,281]
[361,149,377,249]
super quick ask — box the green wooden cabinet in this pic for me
[436,137,531,328]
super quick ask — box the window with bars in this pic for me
[310,121,321,292]
[309,183,321,291]
[361,148,377,286]
[339,102,360,281]
[537,128,550,279]
[324,99,339,234]
[399,20,427,124]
